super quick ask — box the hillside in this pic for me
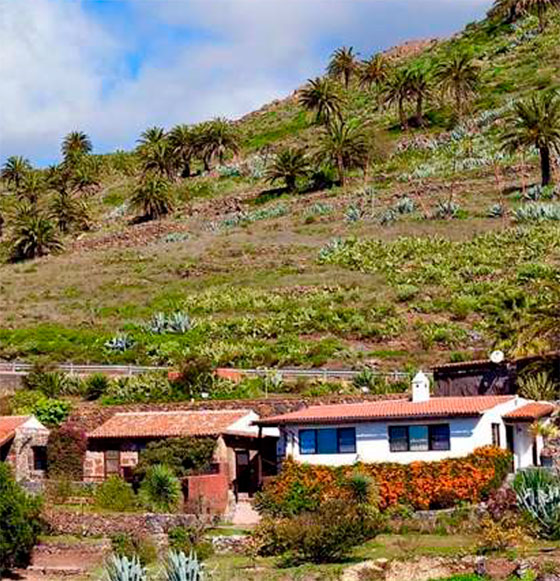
[1,9,560,378]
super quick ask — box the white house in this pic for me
[256,372,555,471]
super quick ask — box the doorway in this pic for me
[505,424,515,471]
[235,451,251,494]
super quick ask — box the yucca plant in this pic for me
[165,550,205,581]
[139,464,181,513]
[518,371,558,400]
[104,554,146,581]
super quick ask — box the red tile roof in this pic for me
[256,396,516,426]
[503,403,555,421]
[88,410,252,439]
[0,416,30,446]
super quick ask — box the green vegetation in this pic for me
[0,463,43,574]
[1,6,560,377]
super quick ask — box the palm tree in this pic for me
[169,124,196,178]
[501,90,560,186]
[359,54,390,108]
[61,131,92,163]
[407,66,433,127]
[130,177,174,220]
[265,148,311,192]
[9,212,63,261]
[49,191,91,233]
[1,156,32,190]
[489,0,559,31]
[198,118,240,170]
[436,53,480,119]
[19,172,45,205]
[327,46,359,89]
[139,140,175,180]
[317,119,369,187]
[137,126,166,148]
[384,68,413,129]
[299,77,343,124]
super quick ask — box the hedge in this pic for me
[256,446,511,516]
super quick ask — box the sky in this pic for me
[0,0,493,166]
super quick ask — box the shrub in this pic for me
[168,525,212,561]
[95,476,138,512]
[134,437,216,480]
[102,373,174,404]
[110,533,158,567]
[139,465,181,513]
[0,463,43,573]
[47,422,87,480]
[23,370,69,397]
[84,373,110,401]
[104,553,147,581]
[478,515,528,553]
[165,550,206,581]
[257,447,512,515]
[33,398,72,427]
[254,499,382,565]
[171,357,215,400]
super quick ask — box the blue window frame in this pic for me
[389,424,450,452]
[299,427,356,455]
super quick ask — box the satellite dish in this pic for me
[490,350,505,364]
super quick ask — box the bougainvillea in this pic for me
[255,446,511,516]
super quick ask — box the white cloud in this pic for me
[0,0,492,166]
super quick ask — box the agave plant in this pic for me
[433,200,460,219]
[104,334,135,353]
[104,555,146,581]
[487,203,505,218]
[518,371,558,400]
[394,197,415,214]
[512,468,560,538]
[165,550,205,581]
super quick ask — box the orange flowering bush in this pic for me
[255,446,511,515]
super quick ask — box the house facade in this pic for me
[0,415,50,483]
[257,372,555,472]
[84,409,278,513]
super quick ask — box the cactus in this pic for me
[148,311,194,334]
[433,200,460,219]
[104,555,146,581]
[104,334,135,353]
[394,197,415,215]
[165,550,205,581]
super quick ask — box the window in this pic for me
[105,450,120,476]
[32,446,47,471]
[389,424,450,452]
[299,428,356,455]
[491,423,501,447]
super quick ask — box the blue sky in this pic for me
[1,0,492,166]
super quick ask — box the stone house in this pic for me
[0,415,50,482]
[84,409,278,513]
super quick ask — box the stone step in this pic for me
[27,565,86,576]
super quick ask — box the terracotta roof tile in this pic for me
[503,403,555,421]
[88,410,252,439]
[256,396,515,426]
[0,416,30,446]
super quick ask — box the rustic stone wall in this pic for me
[10,422,50,482]
[45,509,203,537]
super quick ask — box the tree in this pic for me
[49,190,91,233]
[407,65,433,127]
[436,53,480,119]
[384,68,413,129]
[0,463,43,574]
[299,77,343,124]
[130,177,174,220]
[169,124,196,178]
[19,172,45,205]
[359,54,390,108]
[327,46,359,89]
[139,140,176,179]
[489,0,560,31]
[265,148,311,192]
[139,464,181,513]
[317,119,369,187]
[197,118,240,170]
[9,211,63,261]
[501,90,560,186]
[1,155,32,191]
[61,131,92,164]
[137,126,166,148]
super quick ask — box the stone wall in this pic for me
[7,421,50,482]
[45,509,203,537]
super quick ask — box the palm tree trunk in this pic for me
[540,145,552,186]
[416,95,424,127]
[286,176,296,192]
[538,6,546,33]
[398,98,407,130]
[456,88,463,120]
[344,71,350,90]
[181,162,191,179]
[337,156,345,187]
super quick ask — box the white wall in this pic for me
[279,397,537,468]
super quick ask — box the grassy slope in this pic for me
[0,13,559,371]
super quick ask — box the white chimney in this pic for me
[412,371,430,403]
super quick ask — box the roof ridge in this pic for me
[112,409,252,417]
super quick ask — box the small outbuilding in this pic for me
[0,415,50,483]
[84,409,278,513]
